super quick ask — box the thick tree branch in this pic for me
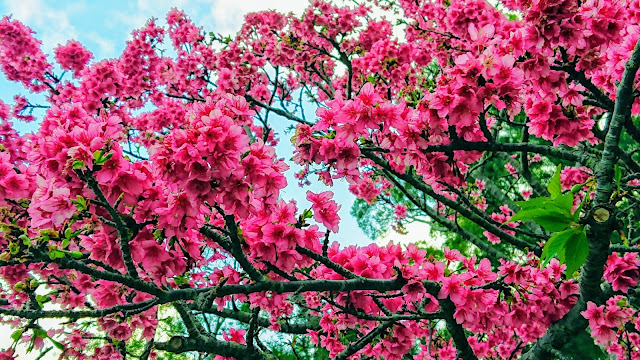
[195,306,321,334]
[420,141,596,168]
[441,298,478,360]
[155,334,273,360]
[0,298,157,320]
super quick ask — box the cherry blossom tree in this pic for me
[1,0,640,359]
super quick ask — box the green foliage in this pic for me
[92,149,113,166]
[509,165,589,275]
[563,227,589,275]
[351,198,394,240]
[542,226,588,274]
[270,336,329,360]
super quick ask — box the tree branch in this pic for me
[383,170,507,262]
[194,306,320,334]
[0,298,157,320]
[78,170,139,279]
[245,94,313,126]
[363,150,540,254]
[334,321,395,360]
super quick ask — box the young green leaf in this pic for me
[515,196,553,210]
[547,164,563,198]
[10,329,23,342]
[35,294,48,308]
[515,193,573,214]
[509,207,574,233]
[72,159,85,169]
[564,227,589,275]
[48,337,65,351]
[554,193,575,213]
[72,195,87,211]
[542,228,574,266]
[33,328,47,339]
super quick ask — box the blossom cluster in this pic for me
[0,0,638,359]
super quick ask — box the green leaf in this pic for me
[33,328,47,339]
[515,193,573,213]
[507,13,519,21]
[72,159,85,169]
[70,251,84,259]
[565,227,589,275]
[515,196,554,209]
[93,150,113,166]
[61,238,70,249]
[10,329,23,342]
[547,164,562,198]
[174,276,189,285]
[509,207,574,232]
[20,234,30,246]
[542,228,574,265]
[49,249,65,259]
[554,193,574,213]
[48,337,65,351]
[301,209,313,221]
[542,226,589,274]
[72,195,87,211]
[92,150,103,161]
[35,295,48,307]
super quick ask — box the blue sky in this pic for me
[0,0,387,246]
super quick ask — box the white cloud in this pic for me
[84,32,116,59]
[113,0,208,32]
[207,0,308,35]
[109,0,308,38]
[3,0,79,52]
